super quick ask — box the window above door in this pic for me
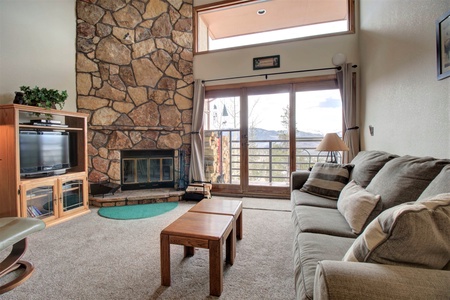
[194,0,355,53]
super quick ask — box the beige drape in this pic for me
[189,80,206,182]
[337,63,360,163]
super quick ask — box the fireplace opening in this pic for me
[121,150,175,190]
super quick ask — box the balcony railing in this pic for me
[204,129,332,185]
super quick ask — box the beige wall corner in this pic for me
[359,0,450,158]
[0,0,77,112]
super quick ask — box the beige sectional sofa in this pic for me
[290,151,450,300]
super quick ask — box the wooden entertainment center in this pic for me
[0,104,90,226]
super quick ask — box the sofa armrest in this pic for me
[314,261,450,300]
[290,171,310,191]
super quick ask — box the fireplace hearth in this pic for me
[121,150,175,190]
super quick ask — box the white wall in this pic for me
[0,0,77,112]
[360,0,450,158]
[193,0,359,85]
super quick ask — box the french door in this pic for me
[245,85,291,196]
[203,76,342,198]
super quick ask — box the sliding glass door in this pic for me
[203,76,343,198]
[245,85,291,196]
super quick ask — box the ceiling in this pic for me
[199,0,349,40]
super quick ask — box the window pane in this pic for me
[26,186,54,219]
[150,159,160,182]
[295,89,342,169]
[204,97,240,184]
[136,159,148,183]
[62,180,84,212]
[162,158,173,181]
[248,92,290,186]
[196,0,351,52]
[209,21,347,51]
[122,159,135,183]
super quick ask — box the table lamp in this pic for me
[316,133,349,163]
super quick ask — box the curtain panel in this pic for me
[337,63,360,163]
[189,80,206,183]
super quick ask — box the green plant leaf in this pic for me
[19,85,67,110]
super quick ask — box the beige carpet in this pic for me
[241,197,291,211]
[212,196,291,212]
[1,198,294,300]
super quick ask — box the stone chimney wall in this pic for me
[75,0,193,185]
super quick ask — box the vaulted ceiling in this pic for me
[199,0,348,39]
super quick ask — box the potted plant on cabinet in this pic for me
[19,86,68,110]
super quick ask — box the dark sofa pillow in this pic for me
[366,155,450,210]
[300,162,352,200]
[349,150,398,188]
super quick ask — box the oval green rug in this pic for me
[98,202,178,220]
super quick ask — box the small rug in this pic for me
[98,202,178,220]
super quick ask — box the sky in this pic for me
[206,89,342,136]
[209,20,348,50]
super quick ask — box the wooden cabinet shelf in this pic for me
[0,104,90,227]
[19,124,84,131]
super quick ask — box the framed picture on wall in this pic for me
[436,9,450,80]
[253,55,280,70]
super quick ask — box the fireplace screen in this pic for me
[121,150,174,190]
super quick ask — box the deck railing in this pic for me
[205,129,331,184]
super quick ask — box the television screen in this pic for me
[20,131,71,176]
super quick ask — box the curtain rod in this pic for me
[201,65,358,84]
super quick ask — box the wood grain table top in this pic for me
[161,212,233,240]
[189,199,242,216]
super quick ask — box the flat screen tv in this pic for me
[19,131,76,177]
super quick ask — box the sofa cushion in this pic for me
[291,190,338,209]
[315,261,450,300]
[291,170,311,191]
[300,162,352,200]
[418,165,450,201]
[293,205,356,238]
[337,180,381,234]
[365,155,450,210]
[294,232,355,300]
[349,150,398,187]
[343,193,450,270]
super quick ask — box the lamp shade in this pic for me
[316,133,349,151]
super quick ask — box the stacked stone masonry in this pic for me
[89,188,185,207]
[76,0,193,186]
[204,131,230,183]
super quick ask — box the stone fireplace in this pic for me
[75,0,193,191]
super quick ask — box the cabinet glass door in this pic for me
[61,179,84,213]
[24,185,56,219]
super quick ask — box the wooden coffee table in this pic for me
[160,212,234,297]
[189,199,243,240]
[188,199,243,264]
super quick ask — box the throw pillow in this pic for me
[300,162,352,200]
[343,193,450,270]
[337,180,381,234]
[417,165,450,201]
[349,150,398,187]
[365,155,450,210]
